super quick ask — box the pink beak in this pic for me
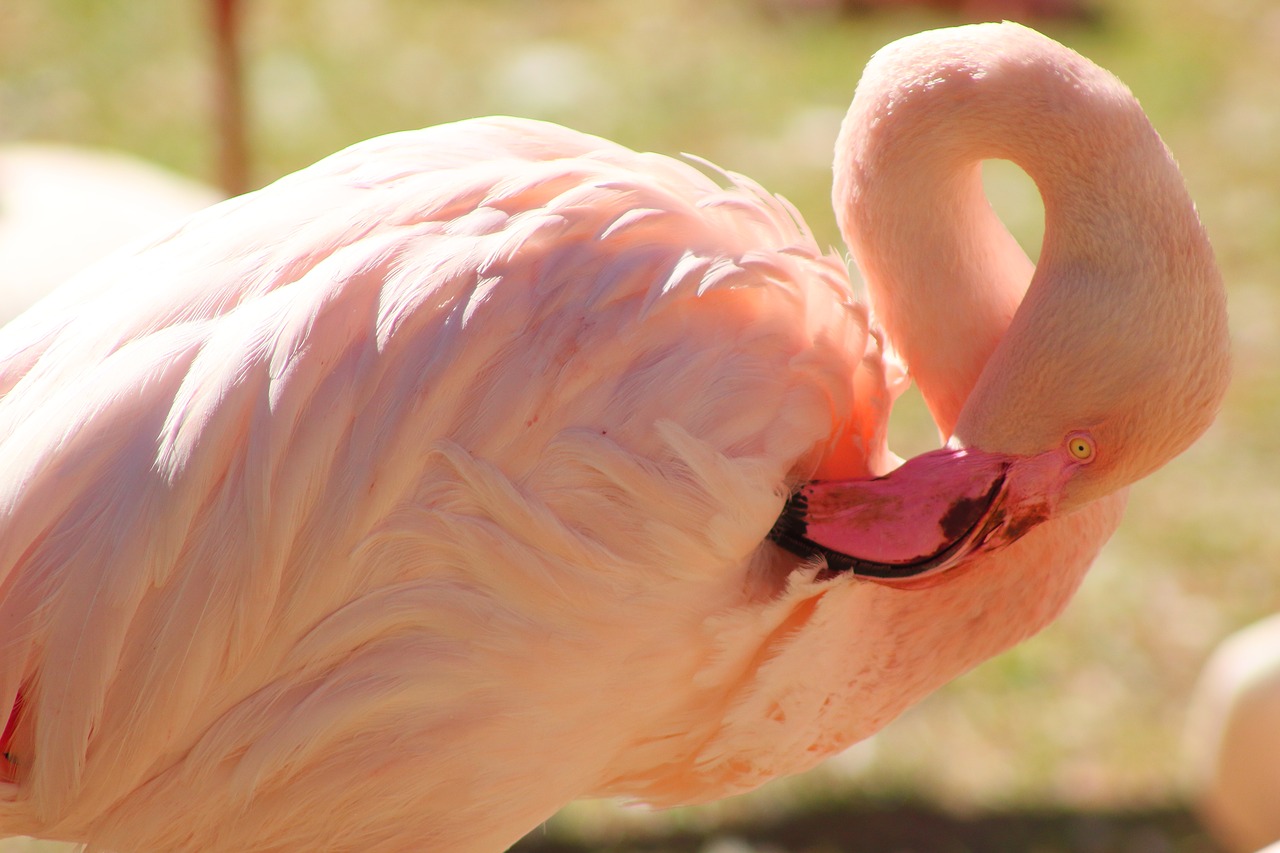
[769,446,1061,588]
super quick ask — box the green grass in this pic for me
[3,0,1278,849]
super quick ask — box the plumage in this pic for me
[0,23,1228,852]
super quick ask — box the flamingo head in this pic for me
[800,20,1232,590]
[769,282,1230,590]
[770,237,1230,590]
[771,277,1229,589]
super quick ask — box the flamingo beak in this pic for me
[769,446,1063,589]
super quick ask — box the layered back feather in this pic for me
[0,118,892,851]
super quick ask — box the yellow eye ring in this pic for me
[1066,432,1096,463]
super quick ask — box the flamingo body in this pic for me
[0,119,893,852]
[0,24,1228,852]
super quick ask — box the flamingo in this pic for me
[0,22,1228,853]
[1186,615,1280,853]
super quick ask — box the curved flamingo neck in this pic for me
[833,23,1203,444]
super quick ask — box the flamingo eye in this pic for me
[1066,433,1096,463]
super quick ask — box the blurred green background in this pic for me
[2,0,1278,850]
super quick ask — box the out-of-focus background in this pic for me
[2,0,1277,850]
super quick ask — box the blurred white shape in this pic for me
[0,145,219,324]
[1185,614,1280,853]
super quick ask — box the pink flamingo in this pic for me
[0,22,1228,852]
[1186,615,1280,852]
